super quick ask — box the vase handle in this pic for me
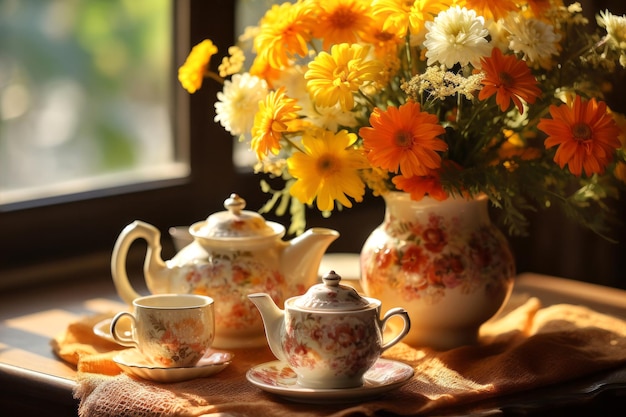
[379,307,411,352]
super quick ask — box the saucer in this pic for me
[113,348,233,383]
[93,317,130,344]
[246,358,414,404]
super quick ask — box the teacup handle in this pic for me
[379,307,411,352]
[110,311,139,348]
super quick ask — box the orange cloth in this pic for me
[52,298,626,417]
[50,312,126,376]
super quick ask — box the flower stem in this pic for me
[205,71,225,84]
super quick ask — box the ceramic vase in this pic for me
[360,192,515,350]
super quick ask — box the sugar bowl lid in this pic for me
[190,193,283,239]
[294,271,371,311]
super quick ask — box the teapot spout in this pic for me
[283,228,339,292]
[248,293,287,362]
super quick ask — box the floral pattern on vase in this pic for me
[361,192,515,350]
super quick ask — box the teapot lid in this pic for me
[191,193,282,239]
[294,271,370,311]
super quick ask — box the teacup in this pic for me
[110,294,215,368]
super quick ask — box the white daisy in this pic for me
[424,7,491,69]
[503,13,561,69]
[214,72,268,136]
[597,10,626,50]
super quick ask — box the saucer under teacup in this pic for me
[114,348,233,383]
[93,317,129,344]
[246,358,414,404]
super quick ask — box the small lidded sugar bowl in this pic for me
[248,271,411,389]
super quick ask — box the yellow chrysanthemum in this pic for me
[249,54,283,89]
[312,0,373,50]
[372,0,450,38]
[253,2,316,70]
[288,129,367,212]
[305,43,384,111]
[251,87,302,159]
[409,0,452,35]
[178,39,218,93]
[372,0,413,38]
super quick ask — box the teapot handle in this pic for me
[379,307,411,352]
[111,220,163,305]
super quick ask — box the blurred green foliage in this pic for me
[0,0,171,192]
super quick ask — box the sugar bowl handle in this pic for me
[379,307,411,352]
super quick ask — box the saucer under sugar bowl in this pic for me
[248,271,411,389]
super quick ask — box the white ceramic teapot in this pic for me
[248,271,411,388]
[111,193,339,348]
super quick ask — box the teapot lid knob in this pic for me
[322,270,341,287]
[294,270,370,311]
[224,193,246,215]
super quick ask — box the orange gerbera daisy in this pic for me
[525,0,557,18]
[392,172,448,201]
[313,0,373,50]
[479,48,542,114]
[538,95,621,177]
[359,101,447,177]
[464,0,517,21]
[251,87,302,159]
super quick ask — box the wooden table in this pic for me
[1,272,625,416]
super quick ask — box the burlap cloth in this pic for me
[51,297,626,417]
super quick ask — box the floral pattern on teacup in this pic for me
[145,313,212,367]
[283,312,380,378]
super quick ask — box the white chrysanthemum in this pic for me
[214,72,268,136]
[485,19,509,52]
[272,64,309,104]
[306,104,358,131]
[597,10,626,50]
[424,7,491,69]
[503,13,561,69]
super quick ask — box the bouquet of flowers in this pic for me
[178,0,626,237]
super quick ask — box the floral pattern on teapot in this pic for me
[182,251,291,331]
[283,311,381,378]
[361,210,514,305]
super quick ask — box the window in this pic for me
[0,0,182,206]
[1,1,245,288]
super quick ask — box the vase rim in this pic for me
[383,191,488,206]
